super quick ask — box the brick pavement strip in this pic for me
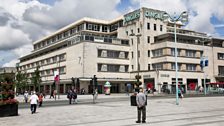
[1,96,224,126]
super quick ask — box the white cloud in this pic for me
[0,25,31,50]
[23,0,121,29]
[2,59,18,67]
[0,0,122,67]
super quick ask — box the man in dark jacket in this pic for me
[67,89,73,104]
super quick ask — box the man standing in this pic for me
[136,88,147,123]
[24,91,29,103]
[29,91,39,114]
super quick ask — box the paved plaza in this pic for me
[1,96,224,126]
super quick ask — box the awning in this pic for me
[209,82,224,85]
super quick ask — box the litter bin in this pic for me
[130,95,137,106]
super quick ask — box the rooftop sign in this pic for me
[124,10,140,23]
[145,10,164,21]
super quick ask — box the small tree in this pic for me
[15,71,28,93]
[30,66,41,92]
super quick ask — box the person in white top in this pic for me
[29,91,39,114]
[24,91,29,103]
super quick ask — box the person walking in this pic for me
[178,88,183,99]
[50,90,54,99]
[136,88,147,123]
[29,91,39,114]
[72,89,78,104]
[24,91,29,103]
[93,89,98,103]
[67,89,73,104]
[38,93,44,107]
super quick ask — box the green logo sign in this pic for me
[145,10,164,20]
[124,10,140,23]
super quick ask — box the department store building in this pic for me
[18,7,224,94]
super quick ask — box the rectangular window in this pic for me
[148,50,150,57]
[131,38,133,45]
[102,25,108,32]
[41,60,45,65]
[132,52,133,59]
[147,36,150,43]
[147,23,150,30]
[218,53,224,60]
[107,64,120,72]
[47,59,51,64]
[152,63,163,70]
[52,56,57,63]
[171,63,181,70]
[186,50,196,57]
[154,24,156,31]
[126,31,128,36]
[131,29,133,34]
[137,28,140,33]
[148,64,150,70]
[152,49,163,57]
[171,48,181,56]
[87,23,93,30]
[172,78,183,85]
[160,25,163,31]
[59,54,65,61]
[59,67,65,74]
[132,65,134,70]
[218,66,224,75]
[186,64,196,71]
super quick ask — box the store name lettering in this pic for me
[124,11,140,23]
[145,10,164,20]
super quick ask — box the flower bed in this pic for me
[0,82,19,117]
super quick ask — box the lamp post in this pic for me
[130,33,142,92]
[163,11,188,105]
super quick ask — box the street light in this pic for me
[163,11,188,105]
[195,36,212,95]
[130,33,142,92]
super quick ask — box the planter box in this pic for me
[0,104,18,117]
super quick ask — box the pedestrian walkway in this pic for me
[16,93,138,103]
[1,96,224,126]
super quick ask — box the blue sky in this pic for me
[0,0,223,67]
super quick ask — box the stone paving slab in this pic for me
[1,97,224,126]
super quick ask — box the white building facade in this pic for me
[18,8,224,94]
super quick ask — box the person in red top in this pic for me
[38,93,44,107]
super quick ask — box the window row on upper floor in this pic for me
[34,24,85,50]
[20,54,66,71]
[98,63,129,73]
[34,21,124,51]
[26,66,66,78]
[98,49,129,59]
[151,48,202,58]
[125,23,163,37]
[151,62,201,72]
